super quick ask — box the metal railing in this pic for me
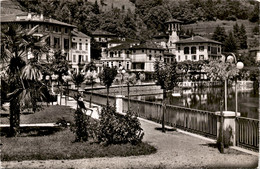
[123,98,218,139]
[236,117,259,151]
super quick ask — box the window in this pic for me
[45,25,49,31]
[72,42,77,49]
[110,52,114,57]
[85,43,88,50]
[218,47,220,52]
[142,49,144,53]
[133,50,136,53]
[191,47,196,54]
[111,62,113,67]
[78,55,82,64]
[99,38,101,41]
[55,27,58,32]
[211,47,217,54]
[65,28,68,33]
[64,38,69,50]
[107,62,109,67]
[149,55,152,60]
[184,47,189,54]
[119,62,121,67]
[85,55,88,62]
[79,39,81,41]
[155,50,157,53]
[54,37,60,48]
[46,37,50,46]
[199,46,204,51]
[185,55,188,60]
[159,56,162,60]
[178,47,180,52]
[199,55,204,60]
[127,62,129,70]
[79,43,82,50]
[118,51,121,57]
[208,46,211,51]
[132,63,144,70]
[160,51,162,53]
[73,55,76,62]
[149,50,151,53]
[178,55,180,61]
[192,55,197,60]
[126,51,130,58]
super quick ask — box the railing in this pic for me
[123,98,218,139]
[236,117,259,151]
[67,89,116,107]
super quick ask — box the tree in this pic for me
[205,60,239,153]
[123,73,137,110]
[1,24,49,136]
[212,25,227,44]
[50,50,70,105]
[99,66,117,106]
[93,0,100,14]
[224,31,237,52]
[239,24,247,49]
[85,61,97,107]
[154,60,179,132]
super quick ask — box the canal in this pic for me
[131,86,259,119]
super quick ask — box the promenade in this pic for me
[1,98,259,169]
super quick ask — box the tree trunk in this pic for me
[9,92,20,137]
[127,83,130,111]
[162,89,167,133]
[106,87,109,107]
[90,81,93,108]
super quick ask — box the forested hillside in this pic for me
[8,0,258,40]
[2,0,259,55]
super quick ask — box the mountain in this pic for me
[0,0,24,15]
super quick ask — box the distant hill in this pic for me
[182,19,259,46]
[0,0,24,15]
[88,0,135,12]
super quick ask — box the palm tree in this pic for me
[124,73,137,110]
[85,61,97,107]
[1,24,49,136]
[99,66,117,106]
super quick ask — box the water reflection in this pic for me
[131,87,259,119]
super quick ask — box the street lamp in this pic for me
[225,53,244,116]
[118,66,126,95]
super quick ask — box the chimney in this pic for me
[40,13,44,20]
[28,10,32,19]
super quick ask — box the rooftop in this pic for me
[91,29,116,36]
[108,43,131,51]
[72,29,90,38]
[0,13,76,28]
[165,19,183,24]
[175,36,222,45]
[108,38,139,44]
[131,41,164,50]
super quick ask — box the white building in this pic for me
[175,36,222,62]
[71,29,91,73]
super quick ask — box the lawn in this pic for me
[0,105,75,124]
[0,105,157,161]
[1,129,156,161]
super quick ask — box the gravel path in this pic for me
[1,118,258,169]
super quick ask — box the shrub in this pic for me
[70,109,89,142]
[96,105,144,145]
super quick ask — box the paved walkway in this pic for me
[1,98,259,169]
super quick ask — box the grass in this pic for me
[1,128,157,161]
[0,105,157,161]
[0,105,75,124]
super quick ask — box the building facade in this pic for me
[175,36,222,62]
[1,12,91,73]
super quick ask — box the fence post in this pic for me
[215,111,240,146]
[116,95,123,113]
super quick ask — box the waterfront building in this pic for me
[91,29,117,58]
[71,29,91,73]
[175,36,222,62]
[1,12,91,73]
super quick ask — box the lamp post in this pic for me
[118,66,126,95]
[226,53,244,115]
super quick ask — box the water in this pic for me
[131,86,259,119]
